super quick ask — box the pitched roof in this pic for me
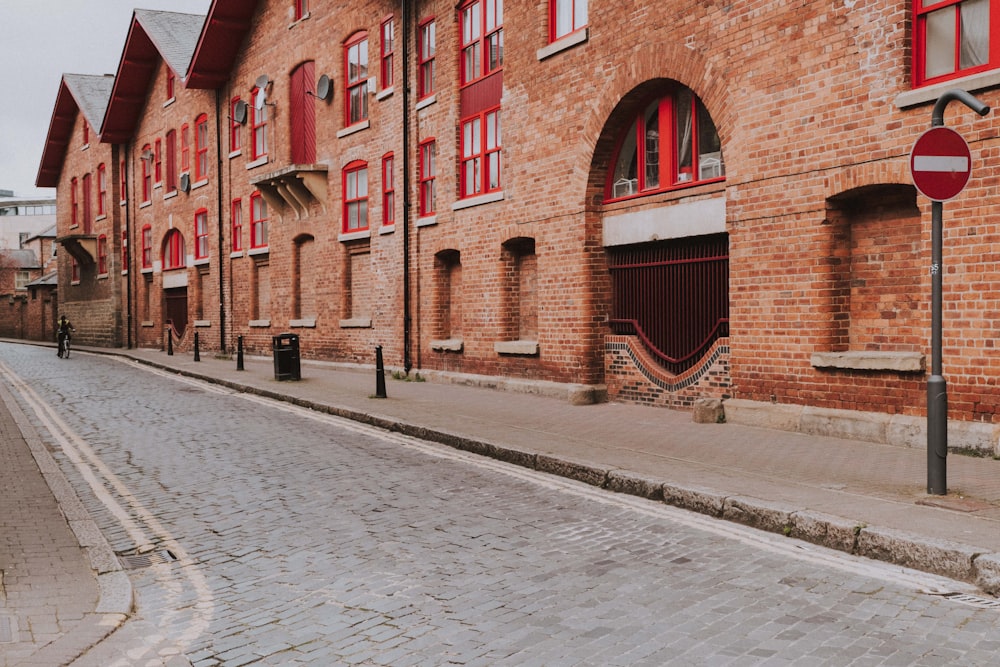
[134,9,206,79]
[186,0,259,89]
[102,10,206,143]
[35,74,115,188]
[63,75,115,130]
[0,249,40,269]
[26,271,58,288]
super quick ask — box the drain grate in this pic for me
[119,549,178,570]
[942,593,1000,610]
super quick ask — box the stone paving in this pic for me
[0,370,124,667]
[4,343,1000,665]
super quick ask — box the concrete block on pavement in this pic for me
[692,398,724,424]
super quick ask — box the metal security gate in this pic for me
[608,233,729,374]
[164,287,188,338]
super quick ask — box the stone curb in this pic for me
[113,351,1000,595]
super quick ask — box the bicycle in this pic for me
[57,332,73,358]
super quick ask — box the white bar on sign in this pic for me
[913,155,968,172]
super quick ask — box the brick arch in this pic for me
[823,160,913,200]
[582,43,732,199]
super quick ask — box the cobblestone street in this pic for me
[3,344,1000,666]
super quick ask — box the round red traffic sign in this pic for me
[910,126,972,202]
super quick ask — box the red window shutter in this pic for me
[290,61,316,164]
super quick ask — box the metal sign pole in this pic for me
[927,198,947,495]
[924,90,989,495]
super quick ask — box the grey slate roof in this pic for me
[1,249,40,269]
[62,74,115,131]
[26,271,58,288]
[134,10,206,79]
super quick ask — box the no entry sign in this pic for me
[910,126,972,202]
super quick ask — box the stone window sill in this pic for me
[811,351,925,373]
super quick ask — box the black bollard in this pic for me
[167,327,173,356]
[375,345,387,398]
[194,331,200,362]
[236,335,245,371]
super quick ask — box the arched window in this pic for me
[163,229,186,270]
[607,86,723,200]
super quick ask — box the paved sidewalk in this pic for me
[5,337,1000,661]
[0,370,129,667]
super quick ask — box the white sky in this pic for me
[0,0,211,198]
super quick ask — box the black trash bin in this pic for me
[272,333,301,381]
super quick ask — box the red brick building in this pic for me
[37,73,123,348]
[37,1,1000,452]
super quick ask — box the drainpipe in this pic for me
[402,0,413,373]
[215,89,227,352]
[123,142,134,348]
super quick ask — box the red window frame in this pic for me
[71,257,79,283]
[82,172,92,233]
[120,159,127,204]
[419,139,436,216]
[294,0,309,20]
[381,17,395,90]
[97,234,108,275]
[460,0,503,86]
[550,0,587,42]
[141,225,152,269]
[195,114,209,181]
[83,119,89,146]
[343,160,369,233]
[460,107,501,198]
[154,138,162,184]
[382,153,395,226]
[97,163,107,216]
[345,32,369,126]
[250,192,268,249]
[231,198,243,252]
[181,123,190,172]
[163,229,185,270]
[250,89,268,160]
[418,18,436,98]
[913,0,999,87]
[122,230,128,273]
[230,97,242,153]
[70,177,78,226]
[166,70,175,100]
[194,209,210,260]
[165,130,177,192]
[605,88,725,201]
[140,143,152,203]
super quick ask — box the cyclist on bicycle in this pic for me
[57,315,75,358]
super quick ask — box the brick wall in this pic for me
[42,0,1000,425]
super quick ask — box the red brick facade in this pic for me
[36,1,1000,430]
